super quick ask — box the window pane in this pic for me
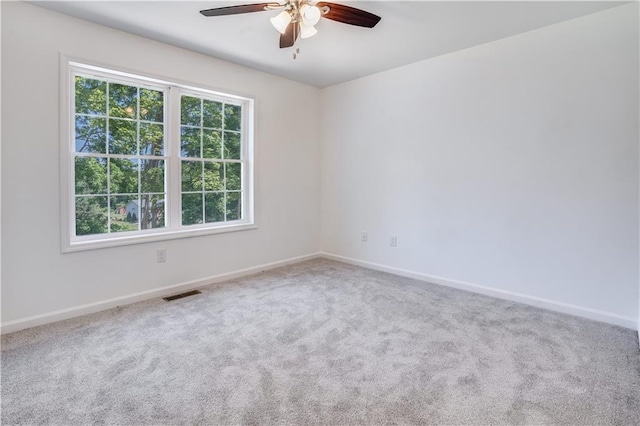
[75,77,106,116]
[204,162,223,191]
[181,161,202,192]
[75,196,108,236]
[75,116,106,153]
[203,100,222,129]
[205,193,224,223]
[109,158,139,194]
[75,157,107,195]
[224,104,241,131]
[140,122,164,156]
[224,132,241,160]
[181,127,201,158]
[181,96,201,126]
[141,160,164,193]
[140,194,165,229]
[226,192,241,221]
[109,83,137,119]
[110,195,139,233]
[203,130,222,159]
[109,118,137,155]
[225,163,241,191]
[182,193,203,225]
[140,88,163,123]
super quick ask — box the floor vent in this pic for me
[163,290,201,302]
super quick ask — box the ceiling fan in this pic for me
[200,1,381,52]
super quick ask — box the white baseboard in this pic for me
[320,252,638,331]
[3,251,637,334]
[0,252,322,335]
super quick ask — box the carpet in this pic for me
[2,258,639,425]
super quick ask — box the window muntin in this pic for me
[73,75,167,236]
[66,62,254,250]
[180,95,243,226]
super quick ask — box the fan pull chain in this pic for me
[293,47,300,60]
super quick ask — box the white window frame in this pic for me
[60,58,255,253]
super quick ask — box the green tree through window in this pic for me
[180,95,243,226]
[74,75,166,235]
[67,63,252,249]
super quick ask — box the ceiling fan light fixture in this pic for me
[300,4,321,26]
[270,10,292,34]
[300,23,318,39]
[200,1,381,51]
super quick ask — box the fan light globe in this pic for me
[300,23,318,39]
[270,10,292,34]
[300,4,321,26]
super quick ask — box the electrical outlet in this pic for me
[390,236,397,247]
[361,232,368,243]
[157,249,167,263]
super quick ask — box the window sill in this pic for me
[62,223,258,253]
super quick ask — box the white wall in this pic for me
[2,2,639,332]
[1,2,321,325]
[321,4,639,327]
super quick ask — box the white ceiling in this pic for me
[32,1,624,87]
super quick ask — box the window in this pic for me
[74,77,166,235]
[62,61,254,252]
[179,95,243,225]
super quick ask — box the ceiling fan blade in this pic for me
[316,2,381,28]
[200,3,279,17]
[279,21,299,48]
